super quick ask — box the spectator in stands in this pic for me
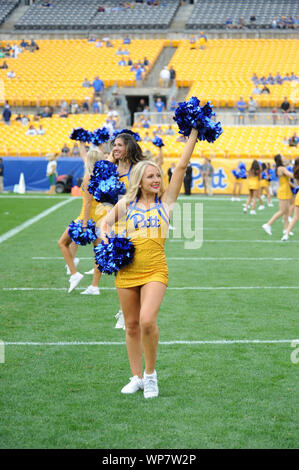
[143,57,150,67]
[288,106,297,125]
[160,66,170,87]
[201,158,214,196]
[118,57,126,66]
[169,66,176,86]
[15,113,22,122]
[92,99,100,114]
[82,98,90,113]
[272,108,278,125]
[239,17,246,29]
[169,97,177,112]
[70,100,79,114]
[136,98,146,113]
[30,39,39,52]
[0,158,4,193]
[92,76,104,96]
[26,125,37,136]
[135,65,144,85]
[142,116,151,128]
[225,16,233,28]
[198,31,207,49]
[61,143,70,156]
[280,96,290,123]
[260,84,270,94]
[189,35,196,49]
[184,163,193,195]
[41,106,53,118]
[236,96,246,124]
[21,115,30,126]
[143,131,151,142]
[164,125,175,136]
[248,97,258,120]
[289,133,298,147]
[82,78,91,87]
[123,36,131,45]
[0,60,8,69]
[2,102,11,125]
[71,143,80,157]
[155,97,165,113]
[20,39,29,49]
[7,70,16,79]
[37,124,45,135]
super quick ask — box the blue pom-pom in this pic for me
[88,160,126,205]
[152,136,164,147]
[173,96,223,143]
[292,185,299,195]
[69,127,92,143]
[90,126,111,146]
[232,169,240,179]
[94,234,135,274]
[112,129,141,142]
[68,219,97,245]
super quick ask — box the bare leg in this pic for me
[266,199,290,226]
[140,282,167,374]
[117,286,142,378]
[285,206,299,235]
[58,228,78,275]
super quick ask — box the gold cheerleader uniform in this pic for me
[119,163,133,190]
[247,175,260,190]
[260,171,269,189]
[115,195,169,288]
[295,191,299,207]
[75,186,108,234]
[277,175,292,200]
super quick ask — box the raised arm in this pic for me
[162,128,198,205]
[82,174,93,227]
[79,141,87,163]
[156,147,164,167]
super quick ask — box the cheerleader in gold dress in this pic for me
[281,163,299,241]
[101,128,199,399]
[262,154,293,236]
[243,160,263,214]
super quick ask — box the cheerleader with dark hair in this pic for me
[243,160,263,214]
[260,162,273,207]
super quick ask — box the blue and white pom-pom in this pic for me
[152,136,165,147]
[94,234,135,274]
[238,162,247,179]
[68,219,97,245]
[173,96,223,143]
[69,127,92,143]
[90,126,111,146]
[112,128,141,142]
[88,160,126,205]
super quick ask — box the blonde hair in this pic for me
[125,160,164,203]
[85,147,105,175]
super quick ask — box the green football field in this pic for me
[0,193,298,449]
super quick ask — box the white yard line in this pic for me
[169,239,299,243]
[2,286,299,291]
[0,198,74,244]
[31,256,298,261]
[3,339,295,346]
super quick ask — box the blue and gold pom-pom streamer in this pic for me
[68,219,97,245]
[152,136,165,147]
[94,234,135,274]
[88,160,126,205]
[173,96,223,143]
[112,128,141,142]
[90,126,111,146]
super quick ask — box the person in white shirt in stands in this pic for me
[159,66,170,87]
[25,125,37,136]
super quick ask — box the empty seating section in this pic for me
[186,0,299,30]
[14,0,180,31]
[0,39,166,106]
[0,0,19,26]
[131,126,299,160]
[170,39,299,107]
[0,114,108,157]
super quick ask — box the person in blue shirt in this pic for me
[135,66,144,84]
[236,96,246,124]
[154,97,165,113]
[118,57,126,66]
[92,76,104,96]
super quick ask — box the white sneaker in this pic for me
[262,223,272,235]
[281,234,289,241]
[169,224,175,231]
[84,268,94,275]
[143,370,159,399]
[288,216,292,223]
[268,203,273,207]
[80,285,100,295]
[121,376,143,394]
[66,257,79,275]
[236,197,241,201]
[283,230,294,236]
[231,197,235,201]
[250,210,256,215]
[243,207,247,213]
[115,310,125,330]
[258,205,265,211]
[68,272,83,293]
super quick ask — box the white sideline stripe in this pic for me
[3,339,295,346]
[0,195,74,199]
[32,256,298,261]
[169,239,299,243]
[0,198,74,244]
[2,286,299,291]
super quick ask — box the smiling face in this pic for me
[112,137,127,161]
[141,164,162,195]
